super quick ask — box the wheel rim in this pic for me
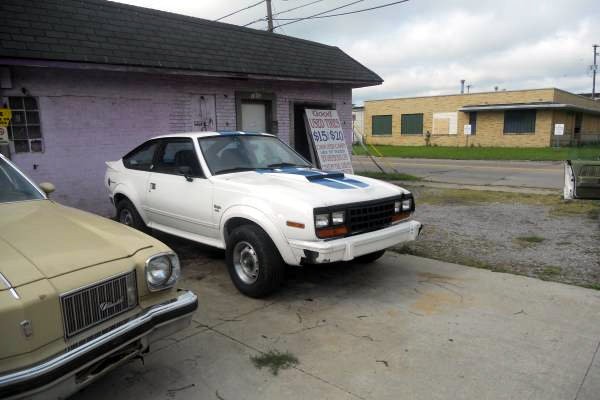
[233,241,260,284]
[119,209,133,226]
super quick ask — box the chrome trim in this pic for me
[60,270,137,338]
[0,291,197,389]
[0,272,20,300]
[144,252,179,292]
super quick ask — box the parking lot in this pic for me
[75,236,600,400]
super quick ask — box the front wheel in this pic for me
[116,199,148,232]
[226,225,285,298]
[354,250,386,264]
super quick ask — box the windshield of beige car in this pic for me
[0,157,45,203]
[198,135,311,175]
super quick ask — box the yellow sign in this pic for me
[0,108,12,128]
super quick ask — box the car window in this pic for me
[123,140,159,171]
[0,157,45,203]
[154,139,203,177]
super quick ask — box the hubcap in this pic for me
[119,209,133,226]
[233,241,260,284]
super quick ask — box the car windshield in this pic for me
[0,157,44,203]
[198,135,311,175]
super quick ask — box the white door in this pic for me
[144,138,218,239]
[241,102,267,132]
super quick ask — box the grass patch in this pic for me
[514,235,546,247]
[585,283,600,291]
[416,188,600,218]
[352,144,600,161]
[250,350,299,376]
[354,170,422,181]
[539,266,562,280]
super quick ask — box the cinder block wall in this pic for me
[4,67,352,215]
[363,89,599,148]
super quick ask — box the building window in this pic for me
[504,110,536,134]
[469,112,477,135]
[372,115,392,135]
[401,113,423,135]
[5,96,43,153]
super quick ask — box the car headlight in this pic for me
[402,198,412,211]
[331,211,345,225]
[315,213,330,228]
[394,200,401,213]
[145,252,180,291]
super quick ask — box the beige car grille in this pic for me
[60,271,137,338]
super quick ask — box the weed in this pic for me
[354,171,422,182]
[250,350,299,376]
[514,236,545,247]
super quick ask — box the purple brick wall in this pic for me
[4,67,353,216]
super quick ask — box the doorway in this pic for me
[235,92,276,134]
[291,101,335,165]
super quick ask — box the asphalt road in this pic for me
[353,156,564,189]
[75,243,600,400]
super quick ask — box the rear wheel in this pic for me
[116,199,148,232]
[355,250,386,264]
[226,224,285,298]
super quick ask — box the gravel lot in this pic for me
[396,186,600,289]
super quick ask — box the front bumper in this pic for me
[288,220,422,264]
[0,290,197,400]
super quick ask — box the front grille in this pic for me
[347,200,396,234]
[61,271,137,338]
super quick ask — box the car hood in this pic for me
[212,168,407,206]
[0,200,153,287]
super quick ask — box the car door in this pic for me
[570,160,600,199]
[144,138,217,239]
[120,139,161,209]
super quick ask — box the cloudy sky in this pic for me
[116,0,600,104]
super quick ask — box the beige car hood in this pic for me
[0,200,152,287]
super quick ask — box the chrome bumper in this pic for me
[0,290,198,400]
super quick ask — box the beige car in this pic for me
[0,154,198,399]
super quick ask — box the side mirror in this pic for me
[178,166,193,182]
[39,182,56,196]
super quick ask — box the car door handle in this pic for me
[150,182,156,190]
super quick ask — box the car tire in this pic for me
[116,199,148,232]
[355,250,386,264]
[226,224,285,298]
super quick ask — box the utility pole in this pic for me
[266,0,274,32]
[593,44,599,99]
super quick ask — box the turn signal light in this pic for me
[316,225,348,239]
[392,212,411,223]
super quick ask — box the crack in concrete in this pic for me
[574,339,600,400]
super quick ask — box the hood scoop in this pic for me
[305,172,345,181]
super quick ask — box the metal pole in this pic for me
[266,0,274,32]
[593,44,599,99]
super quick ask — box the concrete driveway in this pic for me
[353,156,563,189]
[75,247,600,400]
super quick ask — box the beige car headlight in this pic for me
[145,252,180,291]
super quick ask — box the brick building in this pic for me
[0,0,381,215]
[364,88,600,148]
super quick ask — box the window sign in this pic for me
[304,109,353,173]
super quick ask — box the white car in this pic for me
[105,132,421,297]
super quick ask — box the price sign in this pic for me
[304,109,353,173]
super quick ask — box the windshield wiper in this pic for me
[213,167,257,175]
[267,162,311,169]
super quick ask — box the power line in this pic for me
[275,0,410,27]
[274,0,365,28]
[243,0,326,27]
[214,0,265,22]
